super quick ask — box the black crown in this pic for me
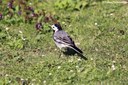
[54,24,62,30]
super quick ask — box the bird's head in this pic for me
[51,24,62,32]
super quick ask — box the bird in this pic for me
[51,23,87,60]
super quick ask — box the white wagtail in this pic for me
[51,24,87,60]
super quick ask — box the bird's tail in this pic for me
[71,46,83,54]
[69,46,87,60]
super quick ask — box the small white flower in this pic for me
[69,25,72,27]
[8,80,11,83]
[21,37,26,40]
[29,3,32,5]
[49,73,52,75]
[19,30,23,34]
[6,27,9,31]
[43,80,46,84]
[95,23,98,26]
[70,70,73,72]
[110,13,113,16]
[42,54,45,57]
[78,58,81,61]
[5,74,9,77]
[57,66,61,69]
[21,78,24,81]
[112,60,116,63]
[112,64,116,70]
[90,58,93,60]
[76,65,79,68]
[95,48,98,51]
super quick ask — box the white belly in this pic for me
[55,42,68,49]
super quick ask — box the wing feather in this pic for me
[53,31,75,46]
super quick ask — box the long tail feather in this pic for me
[68,46,87,60]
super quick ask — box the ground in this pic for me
[0,0,128,85]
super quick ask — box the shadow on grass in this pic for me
[62,48,87,60]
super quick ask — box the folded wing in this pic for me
[53,31,75,46]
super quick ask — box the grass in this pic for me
[0,0,128,85]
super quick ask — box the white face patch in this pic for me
[51,25,58,32]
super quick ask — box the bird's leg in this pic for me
[58,48,63,58]
[59,50,62,58]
